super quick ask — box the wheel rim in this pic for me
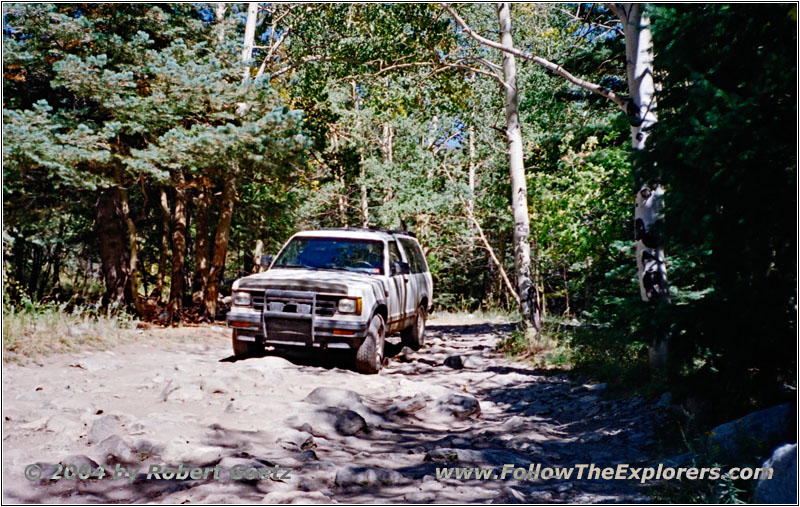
[417,311,425,336]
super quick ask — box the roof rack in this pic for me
[320,227,417,238]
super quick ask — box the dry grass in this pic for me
[2,303,139,362]
[429,308,517,326]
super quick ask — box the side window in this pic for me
[399,238,426,273]
[388,241,402,275]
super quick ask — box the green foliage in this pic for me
[642,3,797,419]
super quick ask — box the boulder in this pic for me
[707,403,794,460]
[395,347,419,362]
[443,355,464,370]
[275,428,315,451]
[425,447,529,467]
[433,393,481,419]
[334,465,405,487]
[303,387,381,425]
[425,448,485,463]
[385,393,431,418]
[94,435,136,464]
[87,415,125,444]
[60,455,99,470]
[754,443,797,504]
[304,387,364,407]
[286,406,367,437]
[262,491,332,504]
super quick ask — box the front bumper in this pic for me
[226,308,368,349]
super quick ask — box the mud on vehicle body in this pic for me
[226,228,433,373]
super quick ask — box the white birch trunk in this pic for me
[497,2,542,333]
[241,2,258,82]
[468,126,476,220]
[615,3,670,368]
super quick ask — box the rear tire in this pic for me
[232,330,263,358]
[401,305,427,350]
[356,314,385,373]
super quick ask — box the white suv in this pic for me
[226,228,433,373]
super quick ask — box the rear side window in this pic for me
[398,238,427,274]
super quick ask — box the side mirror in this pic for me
[259,254,273,268]
[392,261,411,276]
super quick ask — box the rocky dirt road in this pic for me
[3,316,663,503]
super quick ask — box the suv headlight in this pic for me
[233,291,251,307]
[337,297,362,315]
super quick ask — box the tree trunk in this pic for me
[215,3,227,43]
[192,183,212,295]
[240,2,258,81]
[168,171,188,320]
[152,187,170,301]
[114,167,146,316]
[253,239,264,274]
[96,187,130,307]
[204,166,239,320]
[614,3,670,369]
[497,2,542,333]
[201,3,257,319]
[337,170,349,227]
[467,126,476,220]
[350,80,369,228]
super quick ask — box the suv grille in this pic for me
[251,292,340,317]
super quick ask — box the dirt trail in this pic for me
[2,316,662,503]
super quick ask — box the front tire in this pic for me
[232,330,263,358]
[356,314,385,373]
[401,305,427,350]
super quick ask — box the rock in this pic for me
[498,415,526,432]
[434,393,481,419]
[161,440,225,464]
[60,455,99,469]
[754,443,797,504]
[444,355,464,369]
[396,347,418,362]
[94,435,136,464]
[262,491,332,504]
[87,415,124,444]
[405,492,436,503]
[656,392,672,408]
[425,448,485,463]
[707,403,794,459]
[461,355,481,369]
[286,407,367,437]
[586,383,608,392]
[425,447,529,467]
[334,466,405,487]
[275,429,315,451]
[303,387,381,425]
[132,439,164,460]
[304,387,364,407]
[385,394,430,418]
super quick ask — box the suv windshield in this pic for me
[274,237,384,274]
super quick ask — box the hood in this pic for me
[235,268,386,300]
